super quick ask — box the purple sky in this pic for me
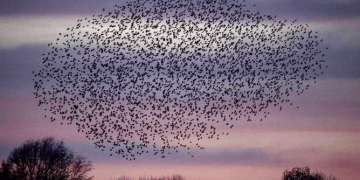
[1,0,360,180]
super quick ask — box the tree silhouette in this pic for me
[282,166,339,180]
[0,137,93,180]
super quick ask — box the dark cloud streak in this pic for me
[250,0,360,21]
[1,0,360,21]
[0,0,126,15]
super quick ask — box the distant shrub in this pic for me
[282,166,339,180]
[115,176,132,180]
[114,174,185,180]
[139,174,185,180]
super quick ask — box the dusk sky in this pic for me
[0,0,360,180]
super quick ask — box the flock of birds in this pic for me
[33,0,327,160]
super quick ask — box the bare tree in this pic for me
[0,137,93,180]
[282,166,339,180]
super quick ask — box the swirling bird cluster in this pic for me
[33,0,327,160]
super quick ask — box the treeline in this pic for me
[112,175,185,180]
[0,137,339,180]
